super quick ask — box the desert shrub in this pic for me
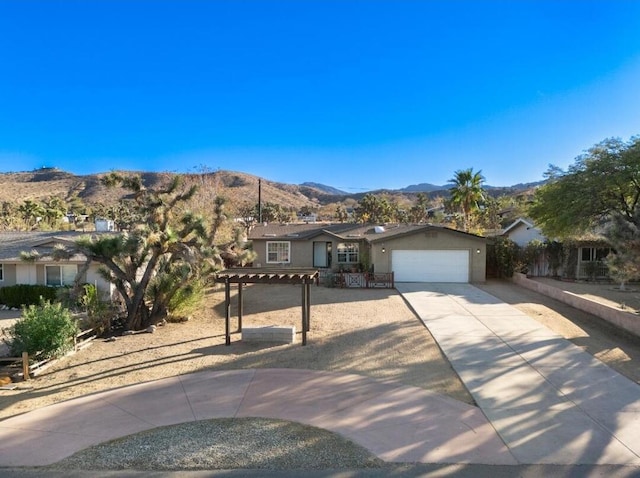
[4,300,79,360]
[488,237,520,278]
[79,284,113,335]
[0,284,58,308]
[166,279,205,322]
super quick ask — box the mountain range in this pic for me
[0,168,543,211]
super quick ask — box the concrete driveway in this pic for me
[396,282,640,465]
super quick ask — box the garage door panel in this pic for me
[392,250,469,282]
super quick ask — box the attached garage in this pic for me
[392,250,470,283]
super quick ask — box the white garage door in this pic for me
[392,250,470,283]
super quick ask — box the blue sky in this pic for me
[1,0,639,191]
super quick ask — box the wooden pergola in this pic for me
[214,268,319,346]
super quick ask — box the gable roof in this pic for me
[0,231,104,262]
[502,217,540,235]
[501,218,537,236]
[248,223,485,244]
[356,224,485,243]
[247,223,360,241]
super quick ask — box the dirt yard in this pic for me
[0,283,471,420]
[2,279,640,422]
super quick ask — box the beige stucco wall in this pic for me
[0,264,17,286]
[85,267,115,301]
[251,239,312,268]
[251,229,486,282]
[370,230,486,283]
[36,264,45,285]
[252,233,361,271]
[0,262,112,301]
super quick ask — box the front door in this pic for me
[313,242,332,268]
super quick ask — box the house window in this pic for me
[266,241,290,263]
[45,264,78,286]
[580,247,611,262]
[0,264,3,281]
[337,243,359,263]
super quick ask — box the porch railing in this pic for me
[336,272,394,289]
[577,261,610,280]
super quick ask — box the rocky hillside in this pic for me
[0,168,540,219]
[0,168,326,212]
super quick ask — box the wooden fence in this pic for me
[0,326,97,382]
[0,352,30,382]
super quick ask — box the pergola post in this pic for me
[237,282,243,332]
[224,279,231,346]
[301,281,307,345]
[306,279,311,332]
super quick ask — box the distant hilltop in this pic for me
[0,168,545,211]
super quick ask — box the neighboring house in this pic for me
[248,223,486,283]
[501,218,546,247]
[0,231,114,301]
[501,217,551,276]
[501,218,612,280]
[565,237,613,281]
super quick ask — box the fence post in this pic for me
[22,352,30,381]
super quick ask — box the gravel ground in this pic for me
[48,418,384,471]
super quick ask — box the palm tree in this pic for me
[448,168,486,232]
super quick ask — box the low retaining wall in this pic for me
[513,273,640,338]
[242,326,296,344]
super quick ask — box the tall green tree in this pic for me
[57,173,245,330]
[447,168,486,232]
[354,194,394,224]
[0,201,21,230]
[335,204,349,223]
[18,200,45,229]
[407,193,429,223]
[42,196,67,228]
[603,207,640,290]
[529,136,640,239]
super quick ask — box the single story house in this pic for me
[500,218,613,280]
[0,231,114,301]
[247,223,487,283]
[501,218,546,247]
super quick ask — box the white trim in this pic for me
[392,250,470,283]
[45,264,78,287]
[502,217,535,235]
[336,242,359,264]
[266,241,291,264]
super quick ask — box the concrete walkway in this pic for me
[397,282,640,466]
[0,368,514,467]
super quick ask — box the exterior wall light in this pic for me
[381,246,386,253]
[476,248,481,254]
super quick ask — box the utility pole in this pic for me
[258,179,263,223]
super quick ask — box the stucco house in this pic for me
[0,231,114,300]
[501,218,546,247]
[248,223,486,283]
[500,218,614,280]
